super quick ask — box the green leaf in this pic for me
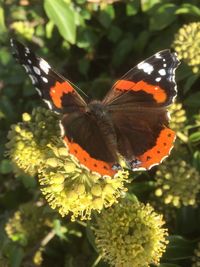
[184,92,200,108]
[141,0,161,12]
[176,3,200,16]
[44,0,76,44]
[126,0,140,16]
[189,132,200,143]
[183,73,200,94]
[45,20,55,39]
[193,151,200,172]
[86,222,97,252]
[53,219,68,240]
[0,159,12,174]
[98,5,115,28]
[149,4,178,31]
[163,235,195,260]
[112,34,134,66]
[9,246,24,267]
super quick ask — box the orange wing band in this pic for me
[50,81,74,108]
[137,128,175,169]
[114,79,167,103]
[64,137,116,176]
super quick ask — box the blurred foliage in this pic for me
[1,0,200,266]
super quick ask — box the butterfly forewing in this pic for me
[10,39,86,113]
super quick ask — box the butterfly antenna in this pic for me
[66,79,89,99]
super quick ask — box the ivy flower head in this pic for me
[6,107,60,176]
[93,198,168,267]
[173,22,200,73]
[5,201,52,246]
[192,242,200,267]
[39,143,129,221]
[169,102,187,132]
[6,107,130,221]
[155,159,200,207]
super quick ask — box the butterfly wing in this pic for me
[103,50,180,170]
[10,39,87,113]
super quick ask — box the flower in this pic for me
[33,248,44,266]
[173,22,200,73]
[93,198,168,267]
[6,107,60,176]
[7,107,130,221]
[11,21,34,40]
[5,201,52,246]
[192,242,200,267]
[169,103,187,132]
[39,143,129,221]
[155,160,200,207]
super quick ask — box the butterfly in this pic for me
[10,39,180,176]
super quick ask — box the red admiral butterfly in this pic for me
[11,39,180,176]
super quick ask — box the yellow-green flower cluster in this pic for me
[155,160,200,207]
[93,199,168,267]
[169,103,187,132]
[39,144,129,221]
[192,242,200,267]
[6,107,130,221]
[5,202,52,246]
[33,248,44,266]
[6,107,60,176]
[11,21,34,40]
[173,22,200,73]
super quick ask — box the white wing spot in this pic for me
[137,62,154,75]
[25,47,30,54]
[10,39,14,47]
[59,121,65,137]
[28,59,32,64]
[43,99,53,109]
[22,64,30,73]
[167,111,171,120]
[155,53,162,59]
[155,77,161,82]
[29,74,37,84]
[163,59,166,62]
[158,69,166,76]
[39,59,50,74]
[163,64,167,67]
[35,88,42,96]
[42,77,48,83]
[33,66,41,75]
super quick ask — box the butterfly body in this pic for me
[11,39,180,176]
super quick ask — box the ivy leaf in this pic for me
[149,4,178,31]
[176,3,200,16]
[184,92,200,108]
[163,235,196,260]
[189,132,200,143]
[141,0,161,12]
[44,0,76,44]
